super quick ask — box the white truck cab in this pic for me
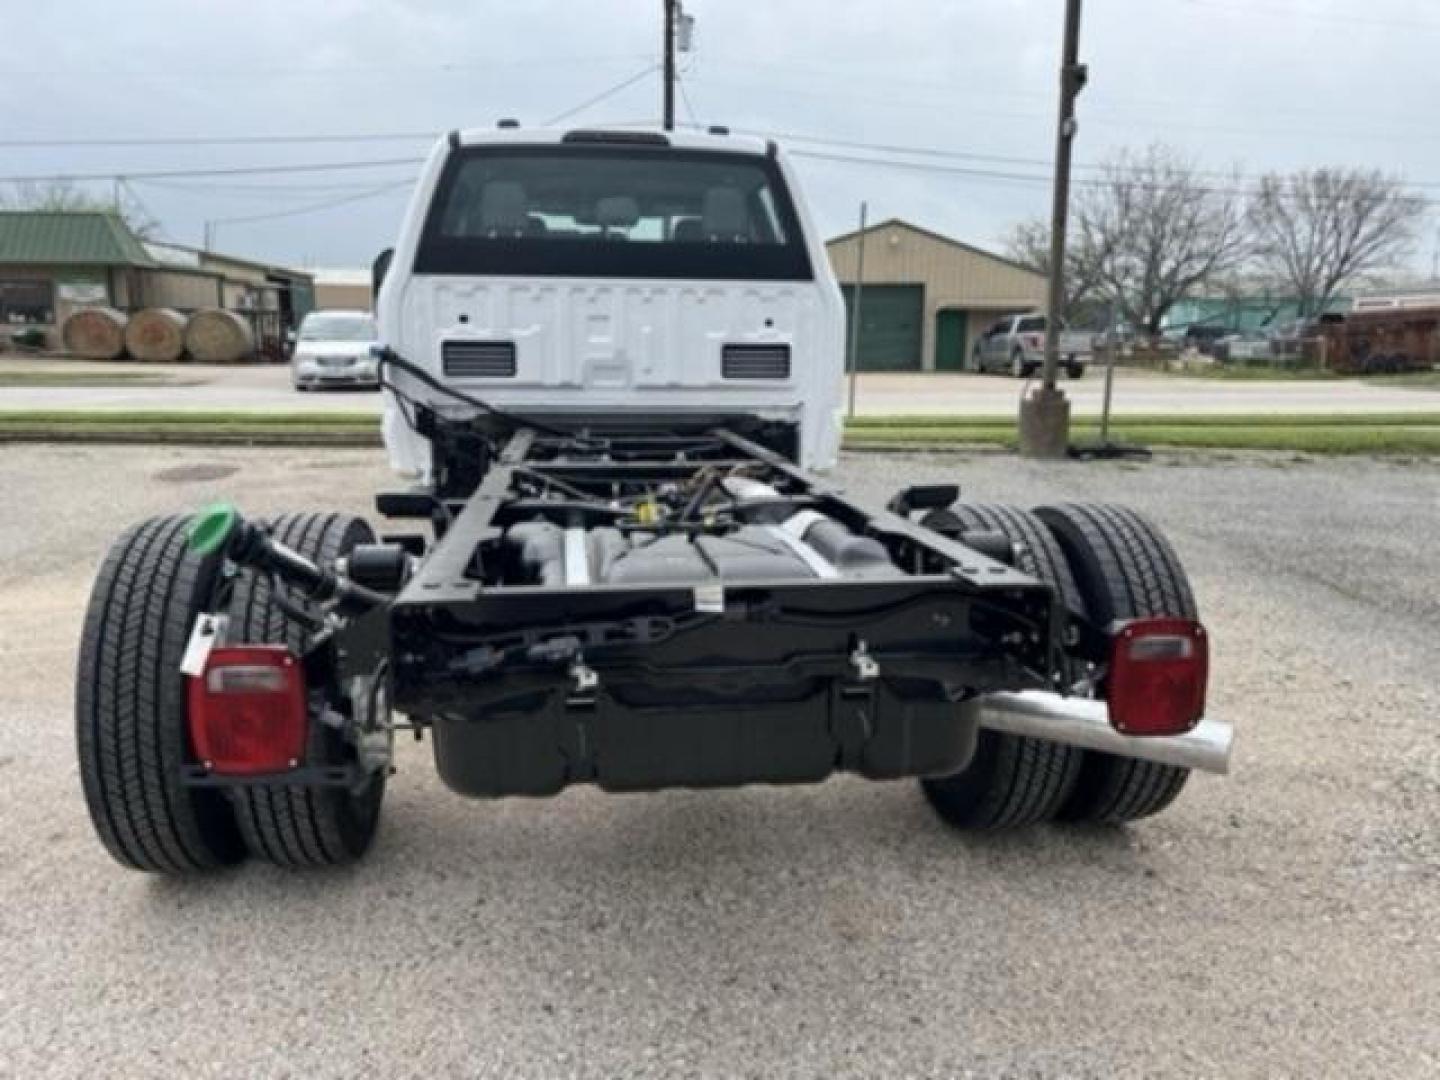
[376,126,846,478]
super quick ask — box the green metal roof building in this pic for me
[0,210,313,353]
[0,210,158,269]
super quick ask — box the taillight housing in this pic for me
[187,646,307,775]
[1106,617,1208,736]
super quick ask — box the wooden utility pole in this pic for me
[663,0,677,131]
[1019,0,1085,459]
[1041,0,1086,392]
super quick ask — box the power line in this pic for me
[675,64,701,128]
[686,71,1440,146]
[205,180,414,228]
[0,157,425,184]
[790,148,1055,188]
[787,147,1438,205]
[4,53,654,80]
[543,63,662,127]
[203,180,414,249]
[6,127,1432,209]
[133,176,421,197]
[731,126,1440,192]
[15,118,1437,190]
[0,133,438,149]
[738,127,1059,171]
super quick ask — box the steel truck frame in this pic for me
[76,401,1230,875]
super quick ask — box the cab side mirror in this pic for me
[372,248,395,297]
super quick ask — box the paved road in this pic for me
[3,359,1438,416]
[2,444,1436,1077]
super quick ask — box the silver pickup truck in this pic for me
[974,313,1089,378]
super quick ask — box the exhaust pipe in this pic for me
[976,691,1233,775]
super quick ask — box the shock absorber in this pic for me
[187,502,387,615]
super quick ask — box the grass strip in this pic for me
[846,424,1440,455]
[849,411,1440,429]
[2,409,1439,455]
[0,409,377,427]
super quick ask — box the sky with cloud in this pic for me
[5,0,1437,271]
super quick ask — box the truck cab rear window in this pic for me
[414,147,813,281]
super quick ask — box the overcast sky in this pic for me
[5,0,1438,271]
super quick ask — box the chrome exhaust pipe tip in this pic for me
[976,690,1233,775]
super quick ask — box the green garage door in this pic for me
[934,309,968,371]
[841,284,924,371]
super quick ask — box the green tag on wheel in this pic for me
[187,502,238,556]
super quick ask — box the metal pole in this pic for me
[1100,298,1118,445]
[1041,0,1085,392]
[663,0,677,131]
[846,202,868,420]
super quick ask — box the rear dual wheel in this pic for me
[228,513,386,869]
[75,510,384,874]
[76,516,246,872]
[920,501,1199,829]
[920,504,1086,828]
[1036,504,1194,823]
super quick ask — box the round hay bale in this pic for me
[184,308,255,364]
[61,307,128,360]
[124,307,188,363]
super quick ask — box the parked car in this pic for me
[291,310,380,390]
[973,314,1087,378]
[1181,324,1232,356]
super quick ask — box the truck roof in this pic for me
[450,125,771,157]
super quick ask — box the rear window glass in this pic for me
[1017,316,1047,332]
[415,146,812,281]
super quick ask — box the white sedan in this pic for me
[291,310,379,390]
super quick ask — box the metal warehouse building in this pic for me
[826,218,1047,372]
[307,267,374,312]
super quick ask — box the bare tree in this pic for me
[1004,216,1109,324]
[0,179,159,239]
[1077,144,1249,340]
[1249,168,1425,317]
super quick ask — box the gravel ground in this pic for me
[0,444,1436,1078]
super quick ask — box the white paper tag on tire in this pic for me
[179,613,229,677]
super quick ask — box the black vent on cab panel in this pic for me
[722,344,791,379]
[442,340,517,378]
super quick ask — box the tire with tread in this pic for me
[1034,502,1197,824]
[228,512,386,868]
[919,503,1085,829]
[76,515,246,873]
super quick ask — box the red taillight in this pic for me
[187,646,307,775]
[1107,617,1208,736]
[1025,333,1043,349]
